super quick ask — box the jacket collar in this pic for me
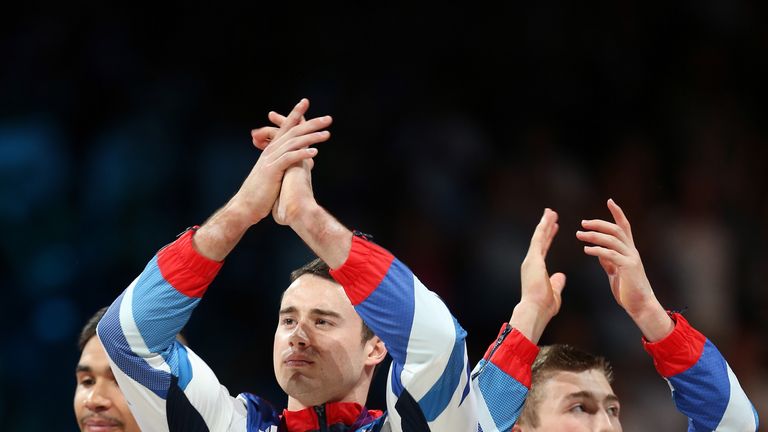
[281,401,383,431]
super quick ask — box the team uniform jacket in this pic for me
[97,231,516,431]
[95,227,755,431]
[642,313,759,431]
[471,312,759,431]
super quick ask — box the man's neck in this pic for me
[286,395,367,412]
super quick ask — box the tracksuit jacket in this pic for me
[97,230,758,431]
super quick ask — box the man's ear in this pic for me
[512,424,524,432]
[365,336,387,366]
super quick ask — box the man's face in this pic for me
[74,337,140,432]
[522,369,622,432]
[273,274,383,408]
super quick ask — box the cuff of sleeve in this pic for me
[642,312,707,378]
[329,235,395,306]
[156,228,223,298]
[485,323,540,388]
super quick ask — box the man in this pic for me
[503,199,758,431]
[75,307,141,432]
[75,308,189,431]
[95,98,551,431]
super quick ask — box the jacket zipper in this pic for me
[471,323,512,379]
[314,404,328,432]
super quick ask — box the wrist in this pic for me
[194,200,256,261]
[224,197,265,228]
[509,301,553,345]
[286,198,321,231]
[628,299,674,342]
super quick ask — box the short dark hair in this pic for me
[78,306,187,352]
[517,344,614,427]
[78,307,109,352]
[290,258,375,343]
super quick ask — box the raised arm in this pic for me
[194,99,332,261]
[275,148,476,431]
[577,199,759,431]
[96,99,332,430]
[472,208,567,432]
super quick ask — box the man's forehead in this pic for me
[78,337,112,371]
[543,369,617,401]
[281,274,349,308]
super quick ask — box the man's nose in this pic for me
[84,385,112,412]
[288,322,311,347]
[595,409,620,432]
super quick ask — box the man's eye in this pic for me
[281,318,295,326]
[608,406,620,417]
[316,319,329,326]
[569,404,585,413]
[79,377,95,387]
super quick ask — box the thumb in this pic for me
[550,272,566,296]
[598,257,617,277]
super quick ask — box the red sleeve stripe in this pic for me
[642,312,707,377]
[156,229,223,298]
[486,325,540,388]
[329,236,394,306]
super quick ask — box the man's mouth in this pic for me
[82,415,122,431]
[284,354,315,367]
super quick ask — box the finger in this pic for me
[285,98,309,126]
[580,219,629,243]
[544,209,559,241]
[268,131,331,163]
[527,208,556,258]
[269,147,319,172]
[268,111,285,127]
[251,126,279,150]
[575,230,632,256]
[541,221,559,258]
[273,98,310,141]
[550,272,566,296]
[269,111,304,127]
[273,115,333,151]
[583,245,628,266]
[607,198,634,242]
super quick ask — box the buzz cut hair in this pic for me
[517,344,614,427]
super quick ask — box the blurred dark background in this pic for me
[1,2,767,430]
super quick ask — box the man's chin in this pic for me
[282,378,330,406]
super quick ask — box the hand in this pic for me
[249,111,306,150]
[511,208,567,343]
[232,98,331,225]
[258,109,319,226]
[576,199,673,341]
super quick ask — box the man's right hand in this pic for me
[511,208,567,344]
